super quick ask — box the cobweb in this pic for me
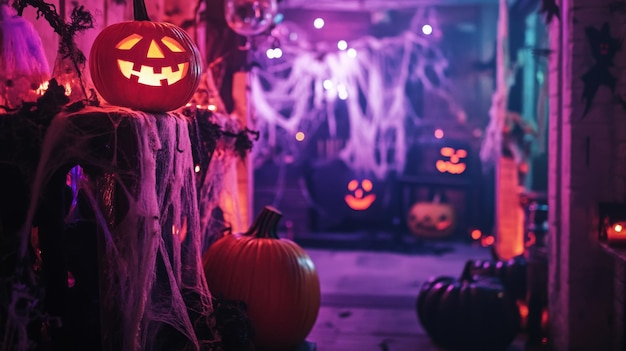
[0,4,50,108]
[11,105,218,350]
[250,9,466,179]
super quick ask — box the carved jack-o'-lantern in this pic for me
[344,179,376,211]
[89,0,202,112]
[407,199,455,238]
[436,147,467,175]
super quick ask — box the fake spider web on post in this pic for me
[250,9,467,180]
[6,104,222,351]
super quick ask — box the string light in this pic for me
[470,229,482,240]
[422,24,433,35]
[337,40,348,50]
[266,47,283,59]
[313,18,325,29]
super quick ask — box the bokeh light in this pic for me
[471,229,482,240]
[434,128,444,139]
[314,18,325,29]
[422,24,433,35]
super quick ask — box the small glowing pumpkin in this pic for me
[202,206,320,351]
[344,178,376,211]
[435,147,468,174]
[407,199,455,238]
[89,0,202,112]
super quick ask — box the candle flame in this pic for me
[35,81,72,96]
[35,81,49,95]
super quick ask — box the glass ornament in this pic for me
[224,0,277,37]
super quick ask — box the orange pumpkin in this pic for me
[407,201,456,238]
[202,206,320,351]
[89,0,202,112]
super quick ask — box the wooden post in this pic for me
[495,157,525,259]
[231,71,253,231]
[491,0,525,260]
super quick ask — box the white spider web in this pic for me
[250,9,467,180]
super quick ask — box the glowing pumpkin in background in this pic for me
[407,198,456,238]
[344,178,376,211]
[202,206,320,351]
[89,0,202,112]
[436,146,468,174]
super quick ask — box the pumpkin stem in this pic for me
[245,206,282,239]
[133,0,151,21]
[460,260,475,281]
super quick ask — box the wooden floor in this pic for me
[301,241,529,351]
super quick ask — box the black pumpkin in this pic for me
[416,262,521,351]
[465,254,527,301]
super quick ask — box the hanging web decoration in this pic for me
[250,9,466,180]
[8,105,218,351]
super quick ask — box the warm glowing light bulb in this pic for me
[313,18,325,29]
[471,229,482,240]
[422,24,433,35]
[36,81,49,95]
[434,128,444,139]
[481,235,495,247]
[337,40,348,50]
[295,131,305,141]
[208,104,217,111]
[347,48,357,58]
[615,224,623,232]
[194,164,201,173]
[273,48,283,58]
[266,48,276,59]
[323,79,334,90]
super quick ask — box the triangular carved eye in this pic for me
[147,40,165,58]
[161,36,185,52]
[116,34,143,50]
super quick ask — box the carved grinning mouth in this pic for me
[117,59,189,86]
[344,194,376,211]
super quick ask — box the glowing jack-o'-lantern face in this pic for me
[407,202,455,238]
[90,21,202,112]
[115,34,190,87]
[344,179,376,211]
[436,147,467,175]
